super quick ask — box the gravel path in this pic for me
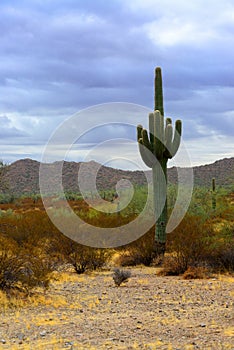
[0,267,233,349]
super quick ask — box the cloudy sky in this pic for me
[0,0,234,169]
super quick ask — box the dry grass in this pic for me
[0,267,233,349]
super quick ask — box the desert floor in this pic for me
[0,267,233,350]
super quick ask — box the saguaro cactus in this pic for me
[137,67,182,254]
[212,177,216,210]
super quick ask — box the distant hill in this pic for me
[169,157,234,188]
[1,157,233,195]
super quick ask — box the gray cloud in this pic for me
[0,116,27,138]
[0,0,233,166]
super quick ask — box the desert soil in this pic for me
[0,267,233,350]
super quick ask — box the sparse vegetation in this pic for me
[0,159,233,350]
[0,180,232,295]
[182,266,210,279]
[115,228,155,267]
[158,212,234,276]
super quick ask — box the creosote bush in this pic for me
[0,209,114,295]
[53,236,113,274]
[67,245,112,274]
[162,215,213,275]
[182,266,210,280]
[0,236,22,292]
[159,214,234,276]
[0,189,233,297]
[204,222,234,272]
[115,227,156,267]
[0,235,54,295]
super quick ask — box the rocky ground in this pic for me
[0,267,233,350]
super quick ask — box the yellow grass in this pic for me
[224,327,234,337]
[1,268,233,349]
[0,290,26,310]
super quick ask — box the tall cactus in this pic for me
[212,177,216,210]
[137,67,182,254]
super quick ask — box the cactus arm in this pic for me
[170,120,182,157]
[137,124,155,168]
[149,112,155,145]
[137,124,143,141]
[154,111,164,159]
[142,129,152,151]
[166,117,172,126]
[164,123,173,158]
[138,139,155,168]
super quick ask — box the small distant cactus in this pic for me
[137,67,182,255]
[212,177,216,210]
[212,178,216,192]
[113,268,131,287]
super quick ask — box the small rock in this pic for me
[200,323,206,327]
[1,339,6,344]
[65,341,74,346]
[17,333,25,340]
[40,331,47,337]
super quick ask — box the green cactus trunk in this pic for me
[212,178,216,210]
[152,158,167,244]
[154,67,164,116]
[137,67,182,256]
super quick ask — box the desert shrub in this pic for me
[0,236,23,292]
[0,211,53,246]
[62,241,112,274]
[0,194,15,204]
[204,222,234,272]
[113,268,131,286]
[15,211,60,246]
[217,245,234,271]
[115,252,137,267]
[159,258,211,278]
[88,248,113,270]
[4,211,113,275]
[0,233,55,294]
[157,255,184,276]
[78,210,137,228]
[182,266,210,279]
[18,249,54,293]
[160,215,214,275]
[187,187,213,219]
[116,228,155,267]
[73,247,112,274]
[186,186,233,221]
[69,250,90,274]
[0,209,14,218]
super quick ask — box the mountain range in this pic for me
[1,157,233,195]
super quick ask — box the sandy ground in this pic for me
[0,267,233,350]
